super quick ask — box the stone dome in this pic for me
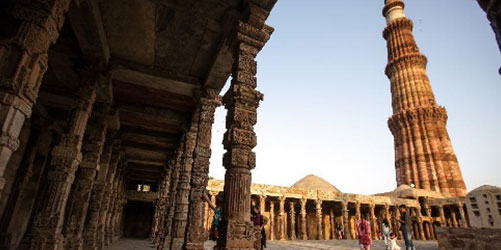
[291,174,341,193]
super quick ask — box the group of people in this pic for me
[357,205,415,250]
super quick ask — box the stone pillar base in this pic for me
[163,236,172,250]
[170,237,185,250]
[185,242,205,250]
[215,220,256,250]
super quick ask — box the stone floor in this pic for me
[103,238,439,250]
[205,240,438,250]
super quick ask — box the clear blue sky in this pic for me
[209,0,501,195]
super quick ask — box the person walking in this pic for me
[398,205,415,250]
[356,214,372,250]
[382,218,391,249]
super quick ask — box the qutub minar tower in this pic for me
[382,0,467,196]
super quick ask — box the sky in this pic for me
[208,0,501,195]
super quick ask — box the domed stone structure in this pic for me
[291,174,341,193]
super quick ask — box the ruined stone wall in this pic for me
[436,227,501,250]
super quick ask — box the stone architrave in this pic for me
[289,201,296,240]
[170,113,199,250]
[64,114,108,250]
[185,89,222,250]
[299,198,307,240]
[341,201,351,240]
[162,140,185,250]
[277,196,286,240]
[82,140,118,250]
[382,0,467,197]
[29,75,99,249]
[315,199,323,240]
[269,201,275,240]
[0,125,52,250]
[0,0,71,200]
[215,5,273,249]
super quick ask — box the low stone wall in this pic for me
[436,227,501,250]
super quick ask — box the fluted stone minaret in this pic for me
[382,0,467,197]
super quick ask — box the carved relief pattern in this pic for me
[383,0,466,197]
[300,198,307,240]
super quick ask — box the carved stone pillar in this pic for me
[384,204,392,231]
[269,201,275,241]
[82,140,118,250]
[64,114,108,250]
[154,161,174,248]
[0,0,71,200]
[30,77,98,249]
[215,6,273,249]
[170,113,199,250]
[278,196,286,240]
[458,203,467,227]
[0,124,53,250]
[112,179,125,241]
[369,204,377,240]
[93,146,121,250]
[162,139,185,250]
[185,89,221,250]
[259,195,266,216]
[329,207,335,240]
[438,205,446,227]
[342,201,350,240]
[299,198,307,240]
[289,201,296,240]
[315,199,323,240]
[395,207,403,239]
[451,208,458,228]
[104,158,124,246]
[416,207,425,240]
[355,202,361,221]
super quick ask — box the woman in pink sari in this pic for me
[356,214,373,250]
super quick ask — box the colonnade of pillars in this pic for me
[201,194,469,242]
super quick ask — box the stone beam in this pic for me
[117,103,187,126]
[69,0,110,64]
[124,146,171,163]
[111,68,199,97]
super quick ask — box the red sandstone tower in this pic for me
[382,0,467,196]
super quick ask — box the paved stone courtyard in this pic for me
[104,238,438,250]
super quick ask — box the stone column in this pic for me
[278,196,286,240]
[384,204,392,231]
[93,146,121,250]
[154,162,174,248]
[315,199,323,240]
[0,124,53,250]
[369,204,377,240]
[215,5,273,249]
[82,140,118,250]
[416,207,425,240]
[458,203,467,227]
[30,77,98,249]
[289,201,296,240]
[162,139,184,250]
[185,89,222,250]
[355,202,361,221]
[451,208,458,228]
[170,113,199,250]
[438,205,446,227]
[64,111,109,250]
[299,198,307,240]
[329,207,335,240]
[269,201,275,241]
[395,206,403,239]
[259,195,266,216]
[341,201,350,240]
[0,0,71,200]
[112,179,125,241]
